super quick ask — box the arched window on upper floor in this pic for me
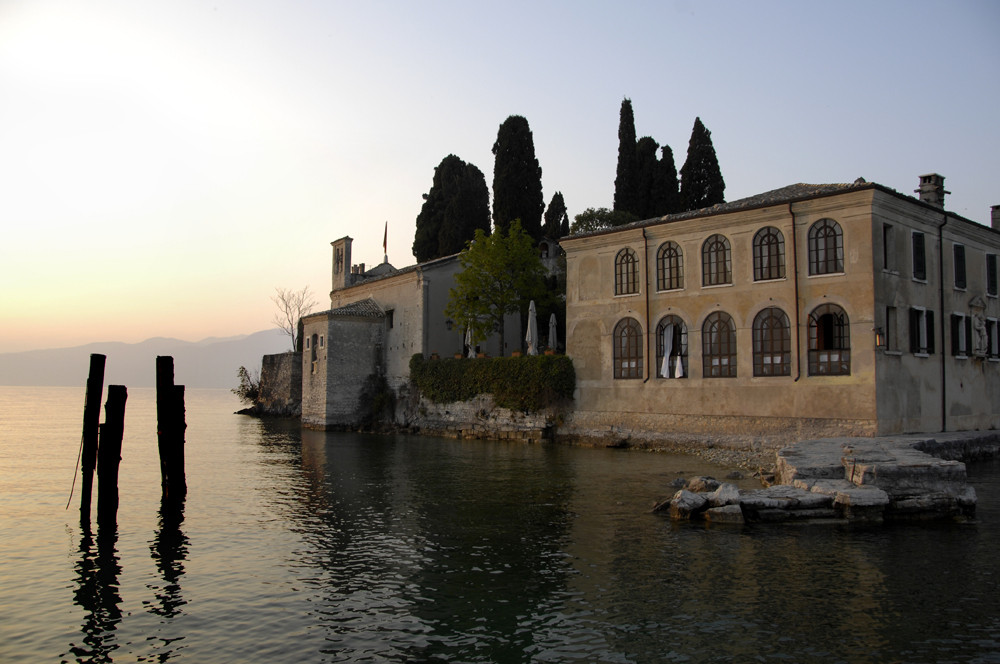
[752,307,791,376]
[808,304,851,375]
[702,234,732,286]
[613,317,643,379]
[753,227,786,281]
[702,311,737,377]
[808,219,844,275]
[615,248,639,295]
[656,241,684,291]
[655,315,688,378]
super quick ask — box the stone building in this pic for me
[559,175,1000,445]
[300,236,520,429]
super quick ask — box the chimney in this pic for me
[915,173,949,209]
[992,205,1000,231]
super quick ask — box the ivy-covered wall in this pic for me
[409,353,574,412]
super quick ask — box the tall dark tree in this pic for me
[542,191,569,239]
[412,154,491,263]
[634,136,660,218]
[650,145,680,216]
[679,117,725,212]
[492,115,544,241]
[613,98,638,215]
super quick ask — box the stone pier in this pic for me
[660,431,1000,524]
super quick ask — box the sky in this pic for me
[1,1,998,353]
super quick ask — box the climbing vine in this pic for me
[409,353,575,412]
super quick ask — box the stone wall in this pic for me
[257,352,302,416]
[403,392,564,443]
[557,409,877,450]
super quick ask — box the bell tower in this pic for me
[331,236,353,292]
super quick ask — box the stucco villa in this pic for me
[558,174,1000,445]
[299,236,522,429]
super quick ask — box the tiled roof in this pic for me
[568,180,879,240]
[363,261,397,277]
[330,297,384,319]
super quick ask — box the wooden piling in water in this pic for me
[80,353,106,524]
[97,385,127,528]
[156,356,187,500]
[168,384,187,498]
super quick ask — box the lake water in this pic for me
[1,386,999,663]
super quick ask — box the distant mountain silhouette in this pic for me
[0,330,291,388]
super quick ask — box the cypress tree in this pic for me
[613,98,638,215]
[634,136,659,218]
[650,144,680,216]
[491,115,544,241]
[679,117,725,212]
[542,191,569,239]
[413,154,490,263]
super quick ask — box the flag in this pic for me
[383,221,388,255]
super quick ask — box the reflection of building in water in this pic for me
[560,174,1000,442]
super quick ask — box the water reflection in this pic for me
[266,436,1000,663]
[63,525,122,664]
[146,497,189,619]
[286,432,581,662]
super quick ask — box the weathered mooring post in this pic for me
[156,356,187,499]
[168,384,187,498]
[80,353,106,524]
[97,385,127,528]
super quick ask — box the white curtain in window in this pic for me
[660,324,673,377]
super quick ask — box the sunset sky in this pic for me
[1,1,998,353]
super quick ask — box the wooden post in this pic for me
[156,356,174,496]
[97,385,127,528]
[80,353,106,524]
[168,385,187,499]
[156,356,187,500]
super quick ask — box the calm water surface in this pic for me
[1,386,999,663]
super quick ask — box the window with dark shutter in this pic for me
[954,245,967,289]
[912,232,926,281]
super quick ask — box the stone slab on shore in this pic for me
[660,430,998,524]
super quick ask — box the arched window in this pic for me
[808,219,844,275]
[702,234,732,286]
[808,304,851,375]
[753,227,785,281]
[655,315,688,378]
[753,308,791,376]
[613,317,643,379]
[615,248,639,295]
[656,241,684,291]
[702,312,737,377]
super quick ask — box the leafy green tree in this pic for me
[492,116,544,241]
[679,116,725,211]
[413,154,491,263]
[542,191,569,239]
[445,220,547,354]
[613,98,638,215]
[570,207,638,235]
